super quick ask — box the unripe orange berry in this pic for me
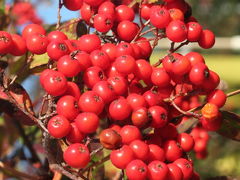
[201,103,219,121]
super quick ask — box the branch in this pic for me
[56,0,63,29]
[227,89,240,97]
[0,161,42,180]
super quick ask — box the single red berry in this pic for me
[151,67,171,87]
[9,34,27,56]
[169,8,184,21]
[26,33,49,54]
[57,55,81,77]
[135,37,152,59]
[63,143,90,168]
[94,14,113,33]
[131,107,149,128]
[164,140,183,162]
[201,113,222,131]
[47,40,69,61]
[140,4,152,20]
[64,82,81,100]
[177,133,195,152]
[99,128,122,150]
[150,6,171,29]
[47,115,71,138]
[107,75,128,96]
[83,0,104,7]
[148,106,168,128]
[115,55,136,75]
[198,29,215,49]
[110,145,135,169]
[207,89,226,108]
[135,59,153,83]
[126,160,148,180]
[185,52,205,66]
[187,22,202,42]
[83,66,106,88]
[78,91,104,115]
[166,20,187,42]
[116,42,134,57]
[63,0,83,11]
[127,93,147,110]
[75,112,99,134]
[117,20,139,42]
[98,1,115,18]
[80,3,95,23]
[42,70,67,96]
[129,140,149,161]
[143,90,162,107]
[72,50,92,71]
[78,34,101,53]
[22,24,46,39]
[172,55,191,76]
[115,5,135,22]
[90,50,110,70]
[47,31,68,41]
[148,160,169,180]
[56,95,79,121]
[193,138,207,152]
[109,97,132,121]
[189,62,209,85]
[120,125,142,144]
[101,43,117,62]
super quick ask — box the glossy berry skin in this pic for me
[135,37,152,59]
[148,161,169,180]
[42,70,67,96]
[162,53,182,73]
[56,95,79,121]
[0,31,13,53]
[66,122,85,143]
[150,7,171,29]
[166,20,188,42]
[131,107,149,128]
[57,55,81,77]
[72,50,92,71]
[187,22,202,42]
[185,52,205,66]
[198,29,215,49]
[26,34,48,54]
[63,143,90,168]
[64,82,81,100]
[167,163,183,180]
[201,114,222,131]
[135,59,153,83]
[22,24,46,39]
[80,3,95,23]
[83,0,104,7]
[151,68,171,87]
[169,8,184,21]
[93,14,113,33]
[174,158,193,180]
[99,128,122,150]
[172,56,191,76]
[207,89,226,108]
[202,70,220,92]
[148,144,165,162]
[47,31,68,41]
[92,81,117,103]
[148,106,168,128]
[47,115,71,138]
[98,1,115,18]
[189,63,209,85]
[83,66,106,88]
[120,125,142,144]
[63,0,83,11]
[90,50,110,70]
[193,138,207,152]
[140,4,152,20]
[177,133,195,152]
[116,42,134,57]
[201,103,219,121]
[78,91,104,115]
[101,43,117,61]
[115,55,136,75]
[115,5,135,22]
[117,21,139,42]
[78,34,101,53]
[110,145,135,169]
[143,90,162,107]
[9,34,27,56]
[40,69,54,86]
[109,97,131,121]
[164,140,183,162]
[127,93,146,110]
[126,160,148,180]
[47,40,69,61]
[129,140,149,161]
[75,112,99,134]
[107,75,128,96]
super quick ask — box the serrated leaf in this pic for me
[30,53,49,69]
[217,111,240,141]
[76,20,87,38]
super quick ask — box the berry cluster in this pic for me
[0,0,227,179]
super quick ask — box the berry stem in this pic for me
[227,89,240,98]
[56,0,63,29]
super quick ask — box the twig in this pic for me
[56,0,63,29]
[90,146,103,156]
[169,40,189,53]
[0,161,41,180]
[227,89,240,97]
[132,20,150,42]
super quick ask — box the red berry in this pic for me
[150,6,171,29]
[75,112,99,134]
[99,128,122,150]
[131,107,149,128]
[189,63,209,85]
[94,14,113,33]
[115,55,136,75]
[126,160,148,180]
[66,122,85,143]
[177,133,195,152]
[207,89,226,108]
[47,40,69,61]
[26,33,49,54]
[98,1,115,18]
[101,43,117,61]
[78,34,101,53]
[185,52,205,66]
[22,24,46,39]
[167,163,183,180]
[64,82,81,100]
[9,34,26,56]
[47,31,68,41]
[129,140,149,161]
[148,160,169,180]
[174,158,193,180]
[198,29,215,49]
[57,55,81,77]
[117,20,139,42]
[166,20,187,42]
[63,0,83,11]
[90,50,110,70]
[115,5,135,22]
[47,115,71,138]
[151,68,171,87]
[164,140,183,162]
[187,22,202,42]
[148,106,168,128]
[120,125,142,144]
[148,144,165,162]
[63,143,90,168]
[107,75,128,96]
[83,66,106,88]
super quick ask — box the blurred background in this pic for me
[1,0,240,179]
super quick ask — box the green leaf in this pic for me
[30,53,49,69]
[217,111,240,141]
[61,19,79,40]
